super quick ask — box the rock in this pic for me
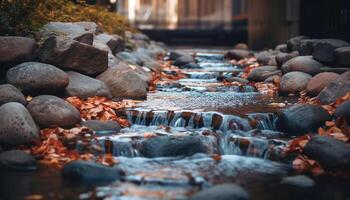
[145,43,167,59]
[0,102,40,146]
[247,66,281,82]
[306,72,340,96]
[73,22,103,34]
[287,36,309,52]
[38,36,108,76]
[281,56,322,75]
[65,71,111,99]
[191,184,250,200]
[234,43,249,50]
[132,32,150,42]
[0,36,37,68]
[95,33,125,55]
[335,47,350,66]
[298,39,317,56]
[6,62,69,95]
[0,84,26,106]
[256,51,274,65]
[281,175,315,188]
[224,49,252,60]
[165,51,188,61]
[304,136,350,171]
[97,65,148,100]
[27,95,81,128]
[81,120,121,135]
[334,100,350,124]
[264,75,281,84]
[312,39,350,64]
[275,52,299,68]
[275,44,287,52]
[117,51,143,66]
[39,22,97,45]
[62,160,123,182]
[267,56,277,66]
[319,67,350,74]
[225,77,249,84]
[141,136,207,158]
[318,71,350,104]
[0,150,37,171]
[276,104,331,135]
[279,72,312,94]
[173,55,195,67]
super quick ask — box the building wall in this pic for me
[247,0,300,49]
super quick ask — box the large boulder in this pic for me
[65,71,111,99]
[95,33,125,55]
[27,95,81,128]
[0,150,37,171]
[141,136,207,158]
[279,72,312,94]
[276,104,331,135]
[312,39,350,64]
[281,56,322,75]
[318,71,350,104]
[0,36,37,69]
[38,36,108,76]
[39,22,100,45]
[335,47,350,67]
[306,72,340,96]
[0,84,26,106]
[6,62,69,95]
[0,102,40,146]
[191,184,250,200]
[334,100,350,124]
[298,39,318,56]
[287,36,309,52]
[304,136,350,171]
[224,49,252,60]
[62,160,123,182]
[247,66,281,82]
[97,65,149,100]
[275,52,299,68]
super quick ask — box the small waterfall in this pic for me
[247,113,278,131]
[151,111,170,126]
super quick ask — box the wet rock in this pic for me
[191,184,250,200]
[281,175,315,188]
[62,160,123,182]
[95,33,125,55]
[275,44,287,52]
[181,62,201,69]
[65,71,111,99]
[304,136,350,171]
[248,66,281,82]
[279,72,312,94]
[306,72,340,96]
[97,65,148,100]
[287,36,309,52]
[334,100,350,124]
[0,102,40,146]
[81,120,121,134]
[256,51,274,65]
[145,42,167,59]
[27,95,81,128]
[298,39,317,56]
[38,36,108,76]
[319,67,350,74]
[224,49,252,60]
[0,36,37,68]
[234,43,249,50]
[276,104,331,135]
[117,51,143,66]
[141,136,207,158]
[275,51,299,68]
[335,47,350,67]
[264,75,281,84]
[39,22,97,45]
[173,55,195,67]
[165,51,188,61]
[0,150,37,171]
[225,77,249,84]
[312,39,350,64]
[6,62,69,95]
[281,56,322,75]
[318,71,350,104]
[0,84,26,106]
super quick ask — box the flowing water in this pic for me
[1,49,349,200]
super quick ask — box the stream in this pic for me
[0,49,349,200]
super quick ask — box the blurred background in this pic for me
[59,0,350,49]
